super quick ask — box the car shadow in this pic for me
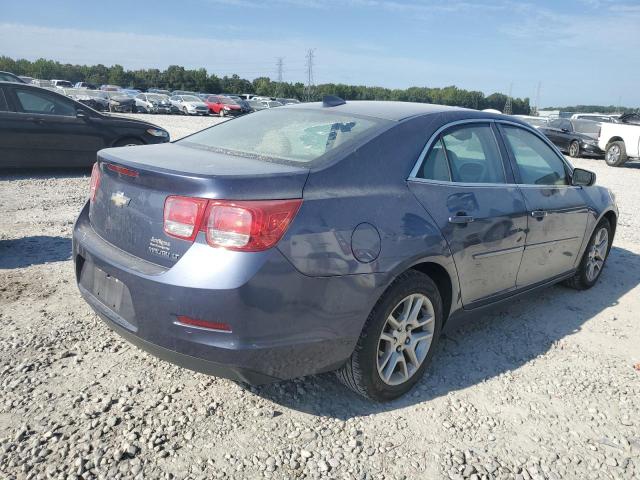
[0,236,72,269]
[0,167,91,180]
[250,245,639,418]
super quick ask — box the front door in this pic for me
[498,124,589,287]
[408,122,528,305]
[6,86,105,167]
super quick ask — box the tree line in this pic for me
[0,56,532,113]
[541,105,639,114]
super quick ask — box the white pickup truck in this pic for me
[598,113,640,166]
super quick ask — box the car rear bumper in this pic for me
[73,202,384,384]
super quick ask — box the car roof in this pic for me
[284,100,466,121]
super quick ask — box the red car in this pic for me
[203,95,242,117]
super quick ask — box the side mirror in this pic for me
[561,128,570,133]
[76,109,89,120]
[572,168,595,187]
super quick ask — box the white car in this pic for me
[571,113,619,123]
[50,79,74,89]
[169,95,209,116]
[513,115,548,129]
[598,114,640,166]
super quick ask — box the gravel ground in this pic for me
[1,114,639,480]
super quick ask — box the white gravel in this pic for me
[1,114,639,480]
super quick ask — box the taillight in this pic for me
[162,196,302,252]
[163,196,208,241]
[204,200,302,251]
[89,162,101,203]
[106,163,139,177]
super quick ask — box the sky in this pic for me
[1,0,639,107]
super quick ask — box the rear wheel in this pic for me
[564,219,612,290]
[605,141,627,167]
[569,140,580,158]
[337,270,442,401]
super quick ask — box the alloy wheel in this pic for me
[586,227,608,282]
[377,293,435,386]
[569,142,579,157]
[606,145,620,163]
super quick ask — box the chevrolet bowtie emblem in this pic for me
[111,191,131,208]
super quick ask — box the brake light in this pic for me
[107,163,139,177]
[163,196,208,241]
[162,196,302,251]
[203,199,302,251]
[89,162,101,202]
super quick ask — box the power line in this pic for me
[303,48,315,102]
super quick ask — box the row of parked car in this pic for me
[0,71,300,117]
[514,112,640,167]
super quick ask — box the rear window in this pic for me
[179,109,383,163]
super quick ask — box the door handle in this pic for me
[27,117,45,124]
[448,215,475,224]
[531,210,547,219]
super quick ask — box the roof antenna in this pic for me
[322,95,346,107]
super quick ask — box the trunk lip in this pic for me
[98,143,310,180]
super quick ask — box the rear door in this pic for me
[498,123,589,287]
[408,121,528,306]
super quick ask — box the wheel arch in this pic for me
[606,136,624,146]
[408,261,454,323]
[601,209,618,240]
[111,136,146,147]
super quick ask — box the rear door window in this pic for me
[418,124,506,184]
[0,89,8,111]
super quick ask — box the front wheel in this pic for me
[564,219,612,290]
[605,141,627,167]
[219,109,226,117]
[337,270,442,401]
[569,140,580,158]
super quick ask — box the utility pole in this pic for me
[275,57,284,98]
[303,48,315,102]
[503,82,513,115]
[533,81,541,116]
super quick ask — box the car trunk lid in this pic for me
[89,143,309,267]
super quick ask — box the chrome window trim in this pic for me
[408,118,576,187]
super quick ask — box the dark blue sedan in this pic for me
[73,98,617,401]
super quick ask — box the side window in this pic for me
[0,89,8,111]
[560,120,572,131]
[549,119,563,128]
[15,89,75,116]
[418,124,505,184]
[419,139,451,181]
[502,126,568,186]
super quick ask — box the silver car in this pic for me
[169,95,209,116]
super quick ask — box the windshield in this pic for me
[182,95,201,102]
[180,108,383,164]
[147,94,165,101]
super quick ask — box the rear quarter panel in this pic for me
[277,112,460,290]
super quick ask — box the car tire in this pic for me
[113,138,145,147]
[563,218,612,290]
[569,141,580,158]
[219,109,226,117]
[182,107,188,116]
[605,141,627,167]
[337,270,443,401]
